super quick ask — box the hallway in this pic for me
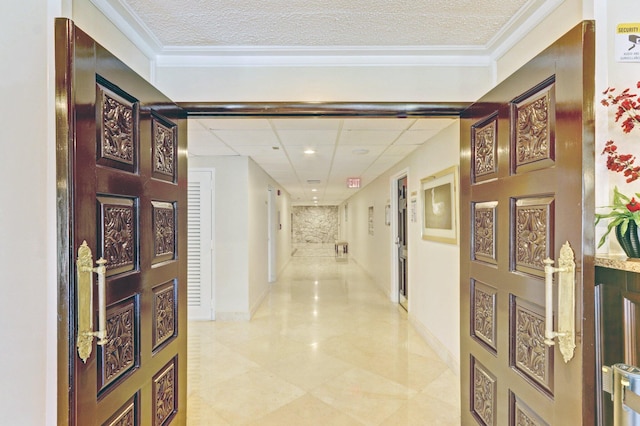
[187,248,460,425]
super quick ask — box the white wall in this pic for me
[595,0,640,254]
[343,122,460,371]
[71,0,153,81]
[247,158,292,314]
[494,0,587,85]
[155,65,492,103]
[1,0,61,424]
[189,155,292,319]
[189,156,250,318]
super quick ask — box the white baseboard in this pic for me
[408,313,460,376]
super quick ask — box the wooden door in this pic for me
[459,21,595,425]
[56,19,187,425]
[398,176,409,310]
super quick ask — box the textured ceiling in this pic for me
[96,0,557,205]
[123,0,529,47]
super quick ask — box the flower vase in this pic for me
[615,221,640,259]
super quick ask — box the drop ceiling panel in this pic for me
[199,118,272,130]
[409,117,457,130]
[188,117,460,205]
[272,118,342,130]
[213,130,281,146]
[339,130,403,146]
[231,145,287,157]
[277,130,339,147]
[342,118,414,130]
[394,130,439,145]
[384,145,422,157]
[187,129,239,156]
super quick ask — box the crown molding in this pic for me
[89,0,162,58]
[155,50,493,68]
[90,0,564,69]
[489,0,565,61]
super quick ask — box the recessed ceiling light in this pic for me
[313,196,317,200]
[311,188,318,192]
[304,149,316,154]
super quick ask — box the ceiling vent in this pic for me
[307,179,321,184]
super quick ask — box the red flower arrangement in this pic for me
[601,82,640,183]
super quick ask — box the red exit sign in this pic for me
[347,178,361,188]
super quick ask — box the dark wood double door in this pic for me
[460,21,595,424]
[56,19,187,425]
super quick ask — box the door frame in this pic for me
[57,89,469,420]
[267,185,277,283]
[390,168,409,305]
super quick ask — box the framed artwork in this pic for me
[385,204,391,226]
[421,166,458,243]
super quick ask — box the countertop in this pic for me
[595,255,640,273]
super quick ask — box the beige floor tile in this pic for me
[422,369,461,407]
[200,369,306,424]
[265,350,354,391]
[246,394,365,426]
[311,367,417,425]
[379,389,461,426]
[187,395,231,426]
[187,252,460,425]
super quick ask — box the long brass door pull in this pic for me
[76,241,108,363]
[543,241,576,363]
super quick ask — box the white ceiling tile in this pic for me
[384,145,421,157]
[272,118,342,130]
[277,130,339,147]
[409,118,458,130]
[197,118,271,130]
[339,130,403,145]
[213,130,280,146]
[342,118,414,130]
[394,130,438,145]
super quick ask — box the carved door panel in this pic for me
[459,22,595,425]
[398,176,408,310]
[56,19,187,425]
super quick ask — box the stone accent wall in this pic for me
[292,206,338,243]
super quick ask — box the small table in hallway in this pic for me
[334,241,348,255]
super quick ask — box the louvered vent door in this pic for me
[187,169,214,320]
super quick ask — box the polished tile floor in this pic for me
[187,245,461,425]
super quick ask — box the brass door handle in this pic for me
[76,241,108,363]
[543,241,576,363]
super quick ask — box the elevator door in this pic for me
[398,176,408,310]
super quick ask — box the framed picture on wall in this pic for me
[421,166,458,244]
